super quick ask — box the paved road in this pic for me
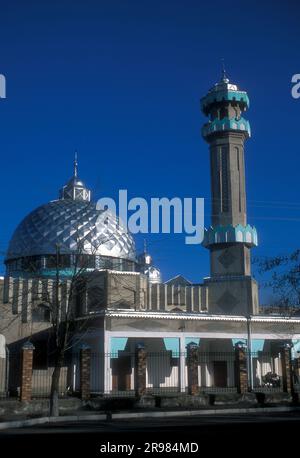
[1,412,299,454]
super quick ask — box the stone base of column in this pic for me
[20,342,35,402]
[187,343,199,396]
[80,346,91,400]
[235,346,248,394]
[281,347,292,394]
[135,347,146,398]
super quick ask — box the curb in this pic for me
[112,405,300,419]
[0,406,300,430]
[0,414,107,430]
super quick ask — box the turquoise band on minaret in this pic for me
[202,116,251,139]
[203,224,258,248]
[201,89,250,113]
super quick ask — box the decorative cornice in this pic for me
[201,89,250,114]
[202,116,251,139]
[104,310,300,324]
[203,224,258,248]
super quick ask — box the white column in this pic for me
[149,284,152,310]
[164,284,167,310]
[179,336,186,392]
[104,330,111,394]
[191,286,194,311]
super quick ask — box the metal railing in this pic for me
[197,351,237,392]
[31,367,69,397]
[251,352,283,392]
[0,357,6,398]
[1,350,299,399]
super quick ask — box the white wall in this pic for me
[0,334,6,358]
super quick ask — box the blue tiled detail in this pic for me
[202,116,251,138]
[203,224,258,247]
[201,90,250,111]
[9,267,95,279]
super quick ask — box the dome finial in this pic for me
[59,152,91,202]
[221,58,229,82]
[74,151,78,178]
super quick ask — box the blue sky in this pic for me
[0,0,299,295]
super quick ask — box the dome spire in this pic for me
[59,153,91,202]
[221,58,229,83]
[74,151,78,178]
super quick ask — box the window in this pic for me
[45,254,71,268]
[33,340,48,369]
[88,286,105,311]
[221,146,229,212]
[77,254,95,269]
[32,303,51,322]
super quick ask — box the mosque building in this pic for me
[1,72,300,396]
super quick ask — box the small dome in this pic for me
[145,266,162,284]
[138,242,161,284]
[66,177,86,187]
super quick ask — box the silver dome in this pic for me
[144,266,162,284]
[6,199,136,262]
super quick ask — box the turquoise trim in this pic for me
[111,337,128,356]
[164,338,179,356]
[8,267,95,279]
[201,90,250,112]
[292,340,300,359]
[164,338,201,356]
[202,117,251,138]
[232,339,265,352]
[185,337,200,347]
[203,224,258,247]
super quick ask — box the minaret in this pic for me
[138,240,162,284]
[201,71,259,315]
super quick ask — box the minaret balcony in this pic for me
[202,224,258,248]
[201,89,250,114]
[202,116,251,139]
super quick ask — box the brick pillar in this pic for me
[20,341,35,402]
[297,357,300,380]
[281,346,293,394]
[187,343,199,395]
[235,346,248,394]
[80,345,91,400]
[135,345,146,398]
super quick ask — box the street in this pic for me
[0,411,299,455]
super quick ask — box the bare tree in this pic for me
[255,249,300,316]
[1,220,139,416]
[46,235,112,416]
[41,235,137,416]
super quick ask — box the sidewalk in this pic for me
[1,405,300,430]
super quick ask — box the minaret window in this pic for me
[236,147,242,213]
[220,107,228,119]
[221,146,229,213]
